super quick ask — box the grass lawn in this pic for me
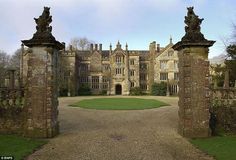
[70,98,168,110]
[190,136,236,160]
[0,135,47,160]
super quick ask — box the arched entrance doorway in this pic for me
[115,84,122,95]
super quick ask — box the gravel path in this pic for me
[27,96,213,160]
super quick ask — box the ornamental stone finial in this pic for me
[173,7,215,51]
[181,6,207,43]
[116,40,121,48]
[34,7,52,33]
[22,7,64,50]
[125,42,128,50]
[170,35,173,44]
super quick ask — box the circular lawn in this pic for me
[70,98,168,110]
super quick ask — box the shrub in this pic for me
[100,90,107,95]
[130,87,143,95]
[78,84,92,96]
[151,82,167,96]
[59,88,68,97]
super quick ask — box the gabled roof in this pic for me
[159,43,174,55]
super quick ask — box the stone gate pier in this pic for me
[173,7,215,138]
[22,7,64,137]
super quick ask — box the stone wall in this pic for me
[211,88,236,134]
[0,88,24,134]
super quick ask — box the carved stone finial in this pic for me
[29,6,55,42]
[109,43,112,51]
[173,6,215,51]
[34,7,52,33]
[125,42,128,50]
[116,40,121,48]
[22,7,64,50]
[181,6,207,42]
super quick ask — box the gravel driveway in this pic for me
[27,96,213,160]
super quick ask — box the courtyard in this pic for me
[26,96,213,160]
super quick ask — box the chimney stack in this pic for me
[90,44,93,52]
[156,44,160,52]
[95,44,98,51]
[99,44,102,52]
[69,45,73,51]
[149,41,156,51]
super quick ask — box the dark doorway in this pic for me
[115,84,122,95]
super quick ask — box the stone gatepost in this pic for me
[22,7,64,138]
[173,7,215,138]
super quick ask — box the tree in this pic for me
[224,23,236,87]
[210,64,225,87]
[226,45,236,60]
[69,37,92,50]
[9,48,21,69]
[225,45,236,87]
[0,50,10,87]
[0,50,10,68]
[0,49,22,87]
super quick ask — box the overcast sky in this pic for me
[0,0,235,58]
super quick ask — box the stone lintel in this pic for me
[173,41,215,51]
[22,40,64,50]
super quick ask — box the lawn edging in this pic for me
[69,97,169,110]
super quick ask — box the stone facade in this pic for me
[59,39,179,96]
[155,39,179,94]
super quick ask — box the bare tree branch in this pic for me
[69,37,93,50]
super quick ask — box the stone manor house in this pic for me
[58,38,179,96]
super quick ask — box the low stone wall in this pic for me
[0,88,25,134]
[211,88,236,134]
